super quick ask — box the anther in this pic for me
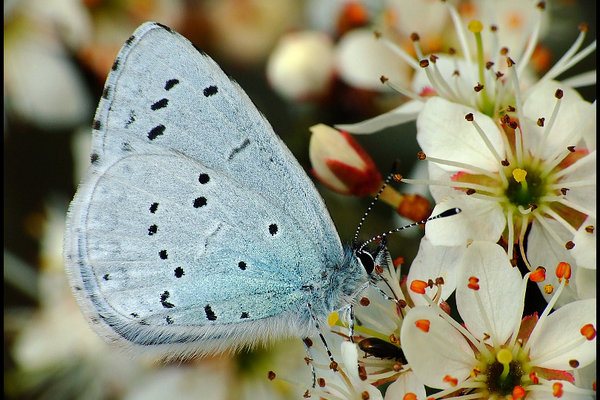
[468,276,480,290]
[537,117,545,126]
[565,241,575,249]
[485,61,494,69]
[580,324,596,340]
[585,225,594,233]
[466,188,476,195]
[555,89,564,99]
[360,297,370,306]
[496,71,504,79]
[268,371,276,380]
[490,25,498,32]
[380,75,389,84]
[329,361,338,371]
[507,57,516,67]
[543,284,554,294]
[530,266,546,282]
[578,23,589,33]
[374,31,382,39]
[474,83,484,92]
[465,113,474,121]
[556,262,572,279]
[536,1,546,10]
[419,59,430,68]
[410,32,420,42]
[553,382,564,397]
[415,319,430,332]
[443,375,458,386]
[560,188,569,195]
[500,47,509,56]
[417,151,426,160]
[429,54,439,63]
[410,280,428,294]
[567,146,576,152]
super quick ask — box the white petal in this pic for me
[335,100,424,134]
[408,237,465,306]
[523,80,591,158]
[456,242,525,345]
[425,197,505,246]
[417,98,505,173]
[340,341,359,381]
[401,307,475,390]
[562,150,596,217]
[572,217,596,270]
[528,299,596,371]
[335,28,412,90]
[575,267,596,300]
[384,370,426,400]
[527,219,581,307]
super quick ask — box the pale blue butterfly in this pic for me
[64,22,456,359]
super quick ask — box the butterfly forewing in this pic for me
[65,22,345,356]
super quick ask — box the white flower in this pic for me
[266,31,335,101]
[401,241,597,399]
[336,1,595,134]
[406,79,596,301]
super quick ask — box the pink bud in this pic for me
[309,124,381,196]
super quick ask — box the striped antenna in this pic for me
[358,208,461,253]
[352,164,402,247]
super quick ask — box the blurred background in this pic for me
[4,0,596,399]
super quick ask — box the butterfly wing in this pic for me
[64,22,345,357]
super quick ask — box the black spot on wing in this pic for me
[125,110,135,127]
[205,305,217,321]
[130,313,138,318]
[269,224,278,236]
[238,261,247,270]
[92,120,101,130]
[147,124,165,140]
[154,23,174,33]
[165,79,179,90]
[151,98,168,110]
[241,312,249,319]
[112,58,120,71]
[102,86,111,99]
[159,250,168,260]
[90,153,99,164]
[125,35,135,45]
[148,224,158,235]
[103,274,110,281]
[174,267,184,278]
[227,138,251,160]
[198,173,210,184]
[149,202,159,213]
[193,197,207,208]
[203,85,218,97]
[160,291,175,308]
[166,316,174,325]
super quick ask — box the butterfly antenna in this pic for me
[352,163,402,247]
[358,208,461,253]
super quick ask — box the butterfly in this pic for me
[64,22,458,359]
[63,22,384,359]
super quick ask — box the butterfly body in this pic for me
[64,22,371,358]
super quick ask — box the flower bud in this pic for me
[309,124,381,196]
[266,31,335,101]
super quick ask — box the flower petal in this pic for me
[335,100,424,134]
[572,217,596,270]
[455,242,525,345]
[417,97,505,173]
[425,197,505,246]
[401,306,475,390]
[528,299,596,371]
[408,237,465,305]
[384,370,426,400]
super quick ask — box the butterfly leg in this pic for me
[302,337,317,388]
[307,303,336,367]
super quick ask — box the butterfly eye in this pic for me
[356,250,374,274]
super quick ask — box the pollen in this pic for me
[328,311,340,326]
[530,267,546,282]
[580,324,596,340]
[543,284,554,294]
[555,262,572,280]
[415,319,431,333]
[410,280,428,294]
[468,276,480,290]
[403,393,417,400]
[512,168,527,183]
[513,385,526,399]
[552,382,564,397]
[443,375,458,386]
[468,20,483,33]
[529,372,539,384]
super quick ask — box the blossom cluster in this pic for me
[269,1,596,398]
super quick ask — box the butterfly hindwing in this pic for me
[64,22,345,356]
